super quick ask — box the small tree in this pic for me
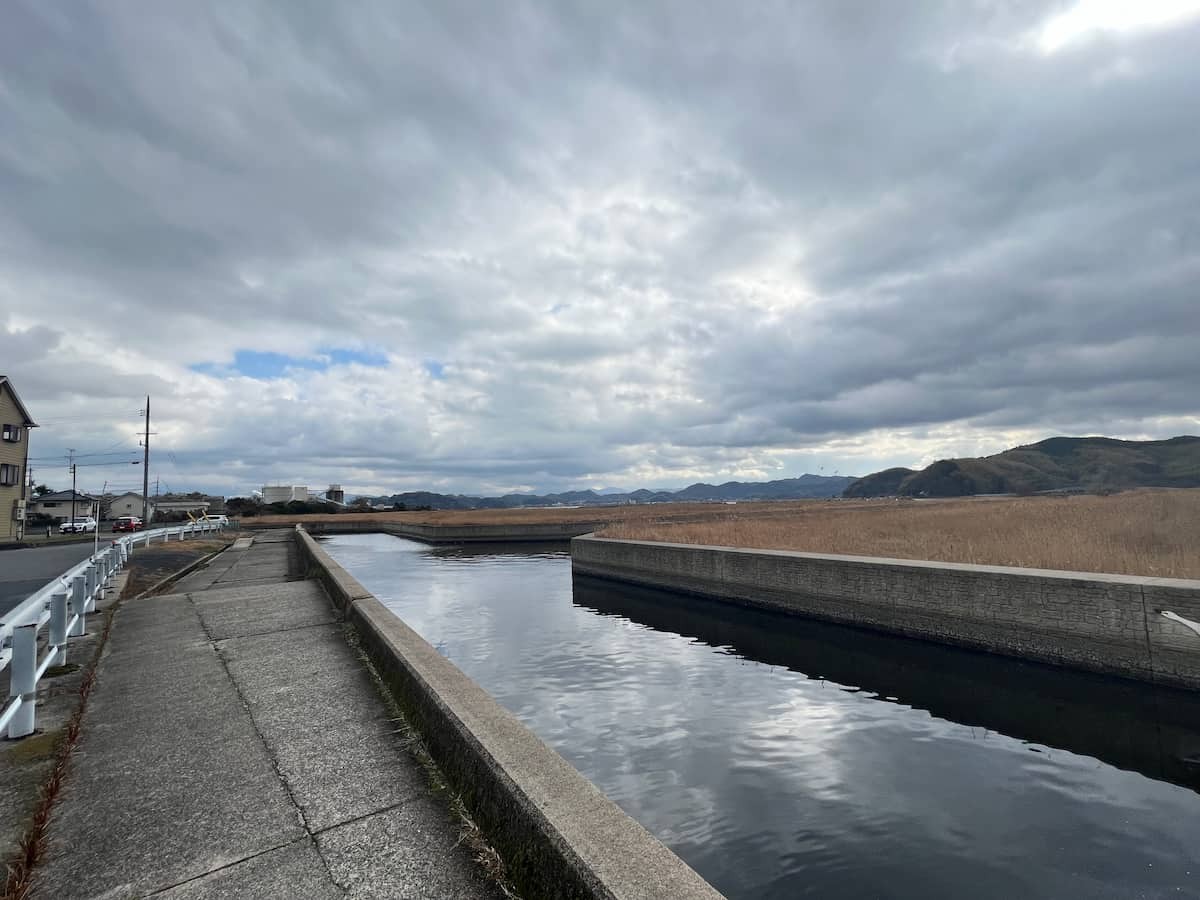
[33,484,52,497]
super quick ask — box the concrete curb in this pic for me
[0,534,109,552]
[570,534,1200,692]
[296,526,375,610]
[295,528,724,900]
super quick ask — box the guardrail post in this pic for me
[95,560,105,607]
[69,574,87,636]
[7,624,37,738]
[87,564,99,612]
[49,589,69,666]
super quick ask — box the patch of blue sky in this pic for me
[323,347,389,367]
[423,359,446,380]
[191,347,388,379]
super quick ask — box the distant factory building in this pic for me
[263,485,309,504]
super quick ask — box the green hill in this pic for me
[843,436,1200,498]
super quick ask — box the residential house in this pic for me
[0,376,37,539]
[108,491,153,520]
[29,491,99,524]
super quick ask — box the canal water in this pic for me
[322,533,1200,899]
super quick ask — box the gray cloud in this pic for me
[2,1,1198,496]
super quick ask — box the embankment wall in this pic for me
[570,535,1200,691]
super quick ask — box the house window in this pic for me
[1,424,20,443]
[43,501,59,508]
[0,464,19,486]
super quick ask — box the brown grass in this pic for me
[250,499,840,528]
[598,489,1200,579]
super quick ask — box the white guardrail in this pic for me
[0,520,232,739]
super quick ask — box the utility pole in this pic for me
[20,464,33,540]
[142,395,151,525]
[94,479,107,557]
[68,448,77,529]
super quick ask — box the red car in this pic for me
[112,516,144,532]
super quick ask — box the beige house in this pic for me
[0,376,37,539]
[108,492,153,520]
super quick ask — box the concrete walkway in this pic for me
[33,530,503,899]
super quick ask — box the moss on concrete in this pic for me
[2,729,61,765]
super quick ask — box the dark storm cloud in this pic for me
[1,1,1197,494]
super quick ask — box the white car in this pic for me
[59,517,97,534]
[201,514,229,526]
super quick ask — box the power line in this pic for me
[31,410,143,426]
[28,451,140,462]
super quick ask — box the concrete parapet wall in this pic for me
[571,535,1200,691]
[295,525,375,611]
[295,528,723,900]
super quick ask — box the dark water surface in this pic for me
[322,533,1200,899]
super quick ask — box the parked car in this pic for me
[59,517,97,534]
[201,514,229,526]
[112,516,144,532]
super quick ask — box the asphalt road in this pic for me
[0,541,102,618]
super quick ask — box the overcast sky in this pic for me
[3,1,1199,498]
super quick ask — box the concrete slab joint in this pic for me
[26,528,511,900]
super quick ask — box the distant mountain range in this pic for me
[370,473,857,510]
[843,436,1200,498]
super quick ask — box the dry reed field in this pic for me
[599,490,1200,579]
[251,500,825,528]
